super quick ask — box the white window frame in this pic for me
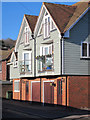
[22,51,32,72]
[13,61,18,68]
[40,44,52,56]
[44,13,50,39]
[25,27,29,45]
[81,42,90,58]
[50,18,56,31]
[14,80,20,92]
[39,44,53,71]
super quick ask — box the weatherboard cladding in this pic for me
[64,12,89,75]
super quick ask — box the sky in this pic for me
[1,1,79,40]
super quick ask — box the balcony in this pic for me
[19,60,32,74]
[37,54,54,72]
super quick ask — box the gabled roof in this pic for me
[0,48,14,61]
[43,2,76,33]
[25,14,38,32]
[64,1,89,32]
[43,1,89,33]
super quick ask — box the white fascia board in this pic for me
[15,15,25,52]
[10,51,16,63]
[64,7,90,38]
[34,5,45,37]
[24,16,32,34]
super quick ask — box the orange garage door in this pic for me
[32,82,40,102]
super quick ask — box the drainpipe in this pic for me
[60,33,64,75]
[31,32,36,77]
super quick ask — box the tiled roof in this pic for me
[44,2,76,33]
[0,48,14,61]
[64,1,89,32]
[25,14,38,32]
[43,1,89,33]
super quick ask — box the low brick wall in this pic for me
[67,76,89,109]
[2,84,12,98]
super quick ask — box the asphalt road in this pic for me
[2,99,90,120]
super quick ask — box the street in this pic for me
[2,99,90,120]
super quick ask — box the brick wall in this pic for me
[2,84,12,98]
[0,61,7,81]
[67,76,89,109]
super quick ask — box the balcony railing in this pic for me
[37,54,54,72]
[19,60,32,74]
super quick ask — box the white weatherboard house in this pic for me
[9,1,90,109]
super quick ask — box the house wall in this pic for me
[10,18,35,79]
[64,11,90,75]
[67,76,89,109]
[0,61,7,81]
[2,84,12,98]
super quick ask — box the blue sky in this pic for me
[2,2,77,40]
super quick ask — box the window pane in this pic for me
[48,17,50,36]
[45,19,47,37]
[46,56,52,70]
[45,47,48,55]
[82,43,87,56]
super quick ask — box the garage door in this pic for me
[44,82,54,104]
[32,82,40,102]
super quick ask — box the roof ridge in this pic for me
[43,2,75,7]
[24,14,38,17]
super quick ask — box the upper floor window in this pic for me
[40,44,53,56]
[25,27,29,45]
[44,13,56,38]
[81,42,90,58]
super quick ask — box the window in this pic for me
[44,16,50,38]
[25,27,29,45]
[38,44,53,72]
[20,51,32,73]
[0,62,2,71]
[41,44,53,55]
[51,20,56,30]
[13,61,18,68]
[14,80,20,92]
[81,42,90,58]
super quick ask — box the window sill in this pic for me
[43,36,50,40]
[80,57,90,60]
[50,28,57,32]
[38,69,54,73]
[14,90,20,92]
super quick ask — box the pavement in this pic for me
[2,99,90,120]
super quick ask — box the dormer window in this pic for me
[25,27,29,45]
